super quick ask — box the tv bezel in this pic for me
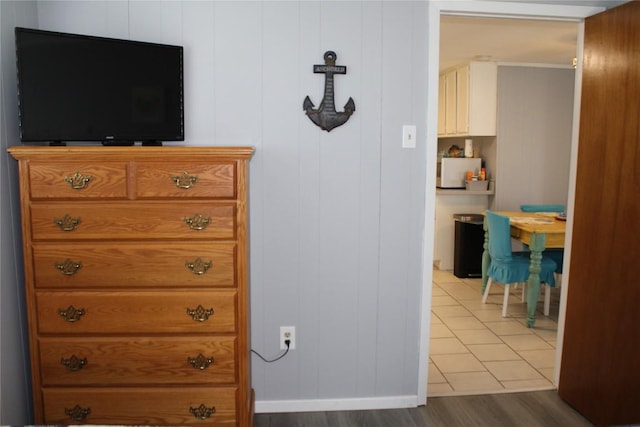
[15,27,185,146]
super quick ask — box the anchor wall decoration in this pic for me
[303,51,355,132]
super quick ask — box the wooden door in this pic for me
[559,1,640,426]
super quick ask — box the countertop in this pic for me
[436,188,495,196]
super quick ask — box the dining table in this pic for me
[481,211,567,327]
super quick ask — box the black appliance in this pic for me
[15,27,184,146]
[453,213,484,279]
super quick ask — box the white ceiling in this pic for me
[439,1,629,71]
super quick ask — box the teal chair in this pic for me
[520,204,565,214]
[482,211,557,317]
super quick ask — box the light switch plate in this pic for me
[402,125,417,148]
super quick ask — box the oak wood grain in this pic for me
[35,290,238,334]
[558,2,640,425]
[9,146,254,426]
[30,201,236,240]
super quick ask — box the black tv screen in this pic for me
[15,27,184,145]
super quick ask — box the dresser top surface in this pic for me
[8,145,255,161]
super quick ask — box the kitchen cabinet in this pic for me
[444,69,457,135]
[438,76,446,135]
[438,61,497,137]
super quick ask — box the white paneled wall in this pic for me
[3,0,430,412]
[495,66,574,211]
[1,2,38,424]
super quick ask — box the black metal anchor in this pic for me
[303,51,355,132]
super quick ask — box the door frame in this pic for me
[418,1,604,404]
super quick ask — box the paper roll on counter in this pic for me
[464,139,473,158]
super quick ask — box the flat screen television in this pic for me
[15,27,184,146]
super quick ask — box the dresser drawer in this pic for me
[32,242,236,288]
[30,202,236,240]
[136,162,236,199]
[28,162,128,199]
[42,386,237,425]
[39,336,237,386]
[35,291,237,334]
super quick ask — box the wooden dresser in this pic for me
[8,146,254,426]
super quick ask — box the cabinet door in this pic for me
[456,65,470,134]
[438,75,446,135]
[467,62,497,136]
[444,70,457,135]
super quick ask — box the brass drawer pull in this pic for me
[185,258,212,275]
[58,306,85,323]
[189,403,216,420]
[61,355,87,371]
[65,404,91,422]
[54,214,81,231]
[172,171,198,189]
[184,214,211,230]
[187,305,214,322]
[187,353,215,370]
[64,172,92,190]
[55,259,82,275]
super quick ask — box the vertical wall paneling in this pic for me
[213,3,262,145]
[37,1,109,36]
[0,1,37,424]
[129,1,183,45]
[495,66,574,210]
[375,1,423,395]
[129,1,163,42]
[104,1,129,39]
[316,0,363,398]
[181,2,215,144]
[355,1,383,397]
[404,0,429,392]
[159,1,182,44]
[259,1,303,400]
[296,1,322,401]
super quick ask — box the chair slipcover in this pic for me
[486,211,556,286]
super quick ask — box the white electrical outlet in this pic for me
[280,326,296,350]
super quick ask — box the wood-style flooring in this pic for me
[254,390,594,426]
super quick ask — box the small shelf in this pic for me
[436,188,494,196]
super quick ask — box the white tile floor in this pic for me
[428,268,560,396]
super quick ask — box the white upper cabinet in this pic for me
[437,75,446,135]
[438,61,497,137]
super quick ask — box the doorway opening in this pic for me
[425,11,581,398]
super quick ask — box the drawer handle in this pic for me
[64,404,91,422]
[61,355,87,371]
[64,172,93,190]
[187,353,215,370]
[184,214,211,230]
[55,259,82,275]
[58,305,85,323]
[185,258,212,275]
[172,171,198,189]
[187,305,214,322]
[189,403,216,420]
[54,214,81,231]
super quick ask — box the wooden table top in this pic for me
[493,211,566,248]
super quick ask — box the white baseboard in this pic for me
[255,395,419,413]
